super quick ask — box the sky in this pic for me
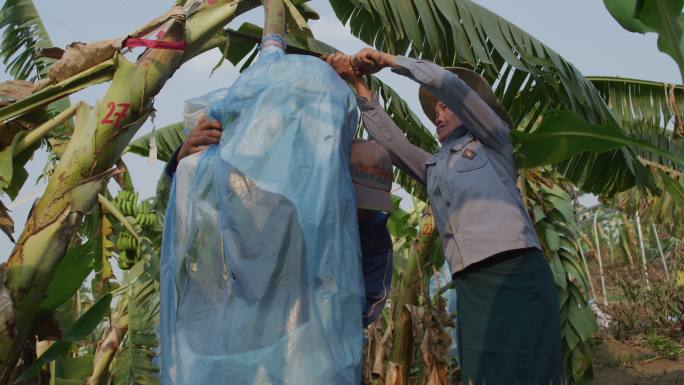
[1,0,681,258]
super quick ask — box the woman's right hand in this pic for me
[177,116,222,162]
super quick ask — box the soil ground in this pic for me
[591,337,684,385]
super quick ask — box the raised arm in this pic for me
[353,49,511,153]
[326,53,430,185]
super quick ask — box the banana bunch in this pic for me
[114,190,139,217]
[112,190,157,270]
[114,190,155,229]
[116,231,138,270]
[134,201,155,228]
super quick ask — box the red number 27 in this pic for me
[100,102,131,128]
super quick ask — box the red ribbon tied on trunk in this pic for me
[123,37,187,51]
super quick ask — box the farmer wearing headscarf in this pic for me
[327,49,564,385]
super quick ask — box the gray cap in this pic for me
[350,140,393,213]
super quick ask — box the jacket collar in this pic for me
[425,126,471,166]
[441,125,468,147]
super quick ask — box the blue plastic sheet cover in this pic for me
[160,45,364,385]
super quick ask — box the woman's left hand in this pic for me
[325,53,362,84]
[325,52,373,100]
[351,48,396,75]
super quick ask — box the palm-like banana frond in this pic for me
[524,170,598,385]
[330,0,654,196]
[0,0,54,81]
[589,77,684,222]
[589,76,684,172]
[608,171,684,233]
[111,239,160,385]
[126,122,186,163]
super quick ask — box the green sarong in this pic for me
[454,248,565,385]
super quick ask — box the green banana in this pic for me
[118,251,134,270]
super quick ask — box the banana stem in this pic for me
[593,210,608,306]
[98,194,141,242]
[262,0,286,37]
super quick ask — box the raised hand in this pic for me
[324,52,372,99]
[325,53,362,84]
[351,48,396,75]
[177,116,222,162]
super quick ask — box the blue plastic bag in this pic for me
[160,45,364,385]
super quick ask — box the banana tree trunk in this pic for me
[651,223,670,280]
[576,240,598,301]
[619,221,635,269]
[86,307,128,385]
[621,235,635,268]
[635,212,650,287]
[387,208,438,384]
[601,226,616,264]
[0,2,253,382]
[593,211,608,306]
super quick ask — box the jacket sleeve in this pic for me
[391,56,511,153]
[357,94,431,185]
[164,146,182,180]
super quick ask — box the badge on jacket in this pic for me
[462,148,476,160]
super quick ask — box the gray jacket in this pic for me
[358,56,541,274]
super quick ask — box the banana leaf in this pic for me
[126,122,186,163]
[14,294,112,384]
[604,0,684,82]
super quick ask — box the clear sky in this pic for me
[1,0,680,258]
